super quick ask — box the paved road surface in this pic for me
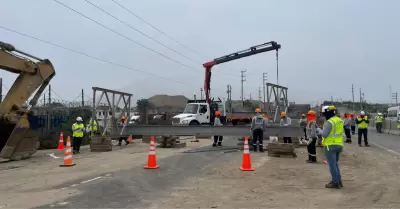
[368,130,400,155]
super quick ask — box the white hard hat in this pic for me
[322,106,330,113]
[378,113,382,116]
[360,111,365,115]
[76,117,83,121]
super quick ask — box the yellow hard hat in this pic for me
[255,108,261,113]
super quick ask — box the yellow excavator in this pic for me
[0,41,55,161]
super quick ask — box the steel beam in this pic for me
[122,125,303,137]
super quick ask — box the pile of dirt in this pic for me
[148,95,188,108]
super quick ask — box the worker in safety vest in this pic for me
[72,116,85,154]
[350,113,356,135]
[299,114,307,141]
[305,110,318,163]
[356,111,370,147]
[250,108,267,152]
[280,112,292,143]
[397,113,400,130]
[320,105,344,189]
[343,113,352,143]
[375,113,384,133]
[213,111,223,147]
[87,118,98,135]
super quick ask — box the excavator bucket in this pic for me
[0,41,55,161]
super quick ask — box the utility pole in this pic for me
[81,89,84,107]
[200,88,203,100]
[48,85,51,104]
[392,92,398,106]
[352,84,355,113]
[390,85,392,105]
[241,70,246,110]
[359,88,363,110]
[263,73,267,111]
[0,77,2,103]
[258,87,262,108]
[226,85,232,112]
[276,50,279,85]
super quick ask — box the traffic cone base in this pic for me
[60,163,76,167]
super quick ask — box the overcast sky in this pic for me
[1,0,399,106]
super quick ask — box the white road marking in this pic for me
[70,184,78,187]
[47,153,60,159]
[58,202,69,206]
[105,173,111,177]
[369,142,400,156]
[80,176,103,184]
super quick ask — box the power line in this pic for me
[0,25,199,89]
[84,0,200,65]
[110,0,207,60]
[53,0,200,73]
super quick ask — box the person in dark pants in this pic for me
[306,110,318,163]
[299,114,307,141]
[375,113,384,133]
[250,108,267,152]
[213,111,223,147]
[343,113,352,143]
[356,111,370,147]
[350,113,356,135]
[280,112,292,143]
[72,116,85,154]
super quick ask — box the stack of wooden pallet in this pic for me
[267,142,296,157]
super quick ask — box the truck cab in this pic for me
[172,99,226,125]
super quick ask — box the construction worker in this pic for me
[343,113,352,143]
[375,113,384,133]
[299,114,307,141]
[320,105,343,189]
[121,115,126,125]
[72,116,85,154]
[250,108,267,152]
[118,115,130,146]
[87,118,98,135]
[213,111,223,147]
[306,110,318,163]
[356,111,370,147]
[349,113,356,135]
[280,112,292,143]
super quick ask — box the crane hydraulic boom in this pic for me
[0,41,56,161]
[202,41,281,103]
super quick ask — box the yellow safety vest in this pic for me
[357,116,368,129]
[376,116,383,123]
[397,119,400,129]
[89,120,98,131]
[72,123,84,137]
[323,116,344,149]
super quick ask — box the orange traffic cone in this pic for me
[60,136,76,167]
[127,135,133,143]
[240,136,254,171]
[144,136,160,169]
[57,132,65,151]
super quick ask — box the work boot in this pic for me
[365,144,370,147]
[325,181,341,189]
[212,143,217,147]
[253,145,258,152]
[259,145,264,152]
[217,142,222,146]
[339,181,343,188]
[358,144,362,147]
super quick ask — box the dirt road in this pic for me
[1,136,399,208]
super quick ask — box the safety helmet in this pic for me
[280,112,286,117]
[215,111,221,116]
[360,111,365,115]
[307,110,316,116]
[301,114,306,117]
[76,117,83,121]
[255,108,261,113]
[377,113,382,116]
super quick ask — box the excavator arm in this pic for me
[0,41,56,161]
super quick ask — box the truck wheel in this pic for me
[232,120,238,126]
[189,121,200,126]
